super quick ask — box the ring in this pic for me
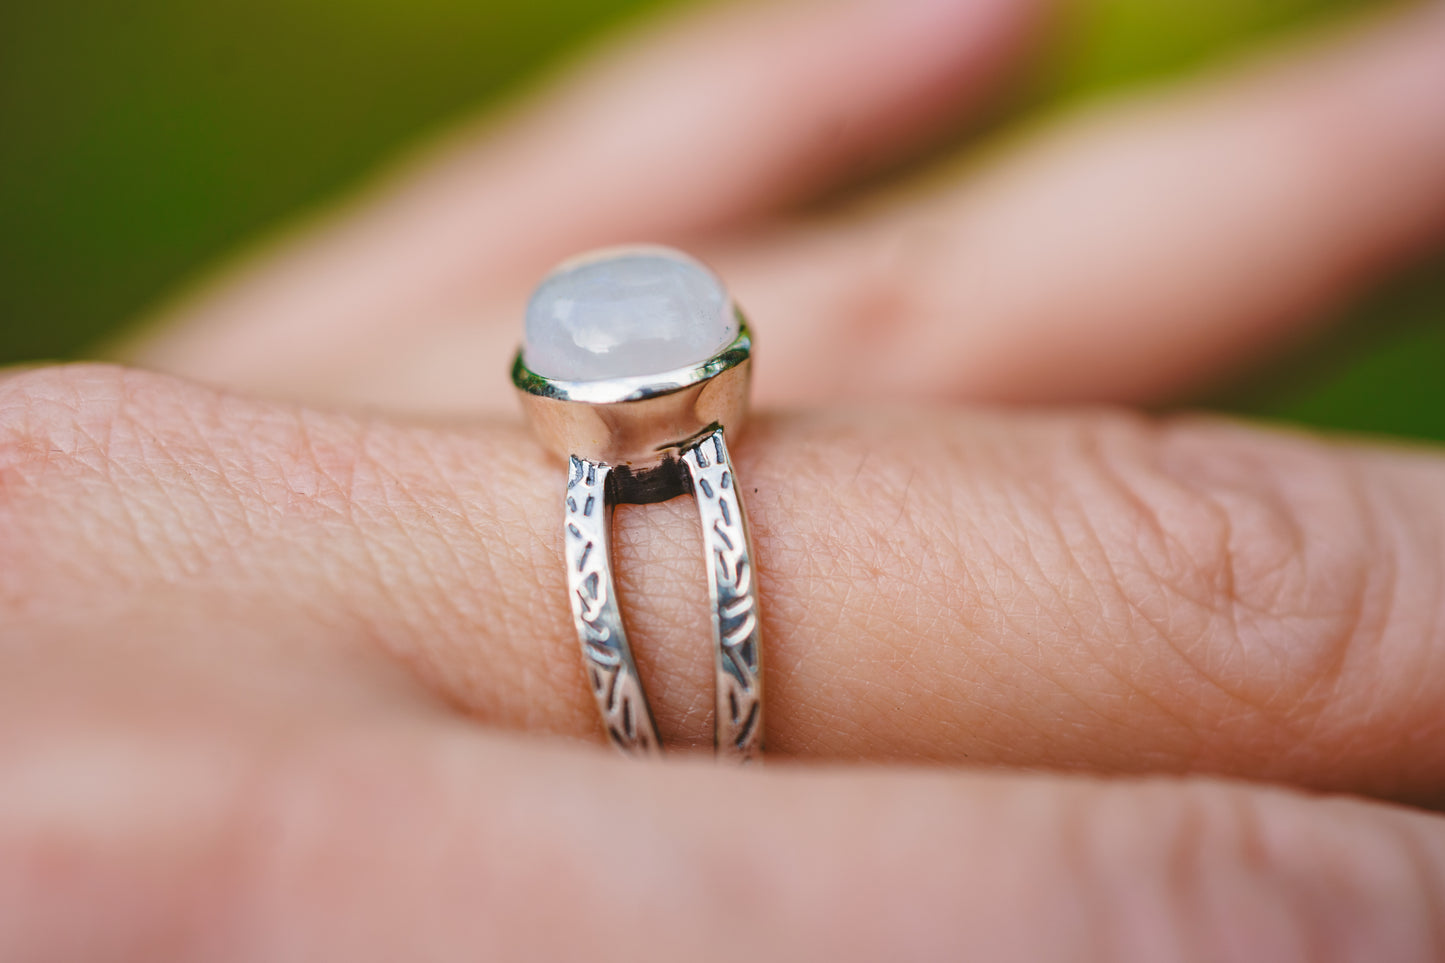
[512,246,764,762]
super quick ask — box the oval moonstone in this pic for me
[523,248,737,383]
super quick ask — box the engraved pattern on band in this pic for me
[683,428,763,761]
[565,456,662,758]
[563,430,763,759]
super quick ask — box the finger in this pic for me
[127,0,1040,402]
[4,701,1445,961]
[725,0,1445,406]
[157,1,1445,416]
[5,365,1445,802]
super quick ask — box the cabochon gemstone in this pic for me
[523,248,737,383]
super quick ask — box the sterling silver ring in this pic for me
[512,246,763,761]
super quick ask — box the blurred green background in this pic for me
[1,0,1440,438]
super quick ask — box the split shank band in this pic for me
[512,248,764,761]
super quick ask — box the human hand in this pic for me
[9,0,1445,958]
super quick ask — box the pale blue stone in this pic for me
[524,248,736,382]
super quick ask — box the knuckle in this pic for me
[1067,416,1378,715]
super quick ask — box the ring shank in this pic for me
[683,429,763,761]
[563,428,763,760]
[565,456,662,757]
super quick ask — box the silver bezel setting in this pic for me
[511,313,752,476]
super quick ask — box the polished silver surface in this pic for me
[514,248,764,760]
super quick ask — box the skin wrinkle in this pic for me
[1258,794,1445,961]
[1204,475,1308,628]
[1111,783,1204,960]
[199,398,280,554]
[830,444,947,735]
[873,420,1094,754]
[358,429,590,734]
[1051,781,1114,959]
[1086,469,1249,719]
[335,497,446,708]
[172,403,261,576]
[1283,455,1390,752]
[1174,790,1291,960]
[978,496,1118,734]
[85,383,157,584]
[1119,428,1348,711]
[1152,433,1409,787]
[128,373,289,589]
[975,574,1131,760]
[1028,434,1181,721]
[1227,790,1328,959]
[355,426,516,720]
[1086,784,1339,960]
[739,415,907,750]
[984,431,1112,678]
[948,436,1084,677]
[1011,428,1202,757]
[1044,433,1220,754]
[135,388,249,582]
[613,497,715,746]
[249,410,412,653]
[1318,457,1445,798]
[979,420,1203,757]
[194,732,312,962]
[3,378,151,599]
[292,408,366,525]
[1112,452,1350,778]
[365,452,480,667]
[1395,815,1445,957]
[1160,463,1317,685]
[1397,533,1445,801]
[290,424,422,657]
[849,407,1057,751]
